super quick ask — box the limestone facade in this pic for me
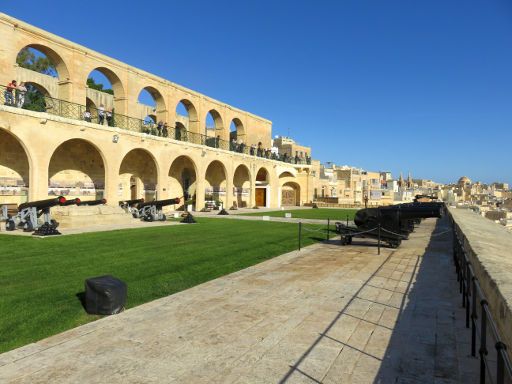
[0,13,312,209]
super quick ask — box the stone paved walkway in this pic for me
[0,217,479,383]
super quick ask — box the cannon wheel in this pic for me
[340,235,350,246]
[5,219,15,231]
[144,214,153,222]
[388,239,401,249]
[23,221,34,232]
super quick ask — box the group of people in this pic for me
[143,120,170,137]
[3,80,28,108]
[83,104,114,127]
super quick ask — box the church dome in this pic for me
[458,176,471,186]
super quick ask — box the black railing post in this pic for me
[472,276,477,357]
[326,218,330,241]
[346,215,349,227]
[378,224,381,255]
[480,300,488,384]
[466,262,470,328]
[496,342,506,384]
[298,222,302,251]
[462,255,466,308]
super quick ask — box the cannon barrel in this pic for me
[119,198,144,207]
[18,196,66,211]
[60,198,81,206]
[79,198,107,206]
[354,202,443,230]
[137,198,180,209]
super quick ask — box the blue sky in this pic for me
[3,0,512,185]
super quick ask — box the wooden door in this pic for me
[256,188,266,207]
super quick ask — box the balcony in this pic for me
[1,85,311,166]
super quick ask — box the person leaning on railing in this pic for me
[98,104,105,125]
[83,110,92,122]
[16,82,27,108]
[4,80,17,106]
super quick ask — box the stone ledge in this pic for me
[449,207,512,360]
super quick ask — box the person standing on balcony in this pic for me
[156,120,163,136]
[16,82,27,108]
[4,80,16,106]
[106,110,113,126]
[83,110,92,122]
[98,104,105,125]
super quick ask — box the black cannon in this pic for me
[119,198,144,215]
[336,202,444,248]
[59,198,81,206]
[79,198,107,206]
[133,198,180,222]
[6,196,66,235]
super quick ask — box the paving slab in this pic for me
[0,217,479,383]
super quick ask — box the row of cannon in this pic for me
[2,196,181,236]
[335,200,445,248]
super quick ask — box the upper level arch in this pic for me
[137,86,167,122]
[230,118,245,143]
[205,109,223,137]
[175,99,199,134]
[84,67,126,114]
[14,44,71,99]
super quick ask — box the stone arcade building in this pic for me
[0,13,311,210]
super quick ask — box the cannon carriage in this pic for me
[4,196,67,235]
[336,202,444,248]
[133,198,180,222]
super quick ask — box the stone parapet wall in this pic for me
[449,207,512,360]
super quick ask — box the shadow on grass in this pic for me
[75,292,86,311]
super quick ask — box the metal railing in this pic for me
[452,217,512,384]
[1,85,311,166]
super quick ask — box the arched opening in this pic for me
[255,167,270,207]
[168,156,197,210]
[119,149,158,201]
[19,82,52,112]
[205,160,227,208]
[205,109,223,148]
[233,165,251,208]
[176,99,198,134]
[175,122,187,141]
[278,171,295,178]
[0,129,30,204]
[229,118,245,144]
[281,182,301,207]
[256,168,269,184]
[85,97,98,122]
[138,86,166,123]
[15,45,70,99]
[48,139,105,199]
[85,67,125,118]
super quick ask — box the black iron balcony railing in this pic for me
[452,216,512,384]
[1,85,312,165]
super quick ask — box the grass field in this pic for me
[238,208,358,221]
[0,218,331,353]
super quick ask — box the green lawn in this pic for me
[238,208,358,221]
[0,218,331,353]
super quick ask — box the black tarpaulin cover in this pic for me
[85,275,127,315]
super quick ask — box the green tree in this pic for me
[22,85,49,112]
[86,77,114,95]
[16,47,57,77]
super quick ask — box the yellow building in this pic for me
[0,13,313,209]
